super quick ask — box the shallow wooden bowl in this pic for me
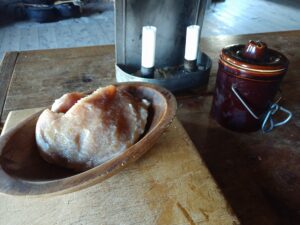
[0,82,177,196]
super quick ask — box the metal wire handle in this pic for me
[231,85,259,120]
[231,85,292,133]
[261,104,293,133]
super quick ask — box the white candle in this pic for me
[141,26,157,68]
[184,25,200,61]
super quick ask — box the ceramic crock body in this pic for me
[211,41,289,132]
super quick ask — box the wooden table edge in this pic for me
[0,51,19,124]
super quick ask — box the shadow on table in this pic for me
[179,112,300,225]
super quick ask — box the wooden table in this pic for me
[0,30,300,225]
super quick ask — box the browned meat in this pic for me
[35,85,149,171]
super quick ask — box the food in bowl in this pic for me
[35,85,150,171]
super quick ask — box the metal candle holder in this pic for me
[114,0,211,92]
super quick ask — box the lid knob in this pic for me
[242,40,267,61]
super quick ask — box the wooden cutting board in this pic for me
[0,109,239,225]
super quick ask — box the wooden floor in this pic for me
[0,0,300,61]
[202,0,300,36]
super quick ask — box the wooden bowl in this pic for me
[0,82,177,196]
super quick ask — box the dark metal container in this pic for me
[211,41,290,132]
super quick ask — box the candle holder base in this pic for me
[140,67,155,78]
[116,53,212,92]
[184,59,197,72]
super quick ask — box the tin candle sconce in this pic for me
[114,0,211,92]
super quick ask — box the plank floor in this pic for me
[0,0,300,61]
[202,0,300,36]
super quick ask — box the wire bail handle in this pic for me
[231,84,292,133]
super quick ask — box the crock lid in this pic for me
[220,40,289,74]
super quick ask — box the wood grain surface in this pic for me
[1,45,115,122]
[0,109,239,225]
[0,52,18,120]
[1,30,300,224]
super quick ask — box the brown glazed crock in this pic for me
[211,40,289,132]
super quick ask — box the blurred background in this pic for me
[0,0,299,62]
